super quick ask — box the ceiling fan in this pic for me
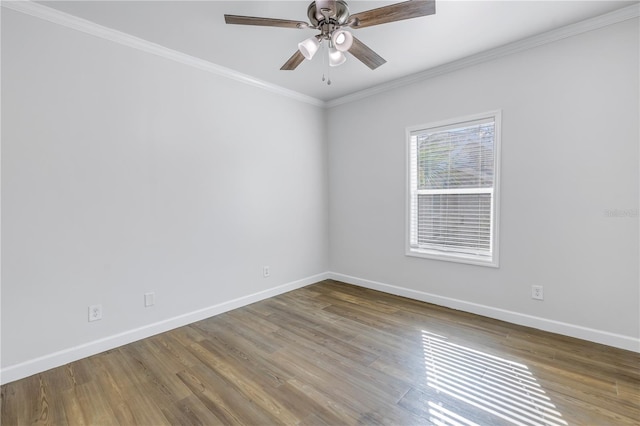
[224,0,436,73]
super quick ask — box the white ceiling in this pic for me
[36,0,638,101]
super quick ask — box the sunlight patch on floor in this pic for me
[422,331,567,426]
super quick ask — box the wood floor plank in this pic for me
[224,305,282,334]
[101,347,173,425]
[260,296,344,330]
[85,354,137,425]
[59,387,88,426]
[285,378,362,425]
[268,347,423,425]
[2,280,639,425]
[147,333,202,370]
[176,367,251,424]
[547,387,640,425]
[268,311,381,366]
[323,289,400,315]
[616,378,640,410]
[62,360,93,388]
[275,326,412,404]
[66,379,118,425]
[195,312,282,355]
[277,290,335,314]
[170,393,221,426]
[185,340,300,424]
[197,335,290,389]
[10,374,42,424]
[0,384,18,425]
[398,385,514,426]
[119,342,189,406]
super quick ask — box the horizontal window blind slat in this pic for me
[417,229,492,236]
[417,239,490,246]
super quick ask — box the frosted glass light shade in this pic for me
[328,47,346,67]
[298,37,320,60]
[331,29,353,52]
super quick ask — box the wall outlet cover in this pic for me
[88,304,103,321]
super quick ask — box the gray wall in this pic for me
[1,9,328,371]
[328,18,639,342]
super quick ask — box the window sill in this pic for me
[406,248,499,268]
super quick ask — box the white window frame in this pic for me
[406,110,501,267]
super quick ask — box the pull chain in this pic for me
[326,43,331,85]
[320,41,332,86]
[321,42,326,83]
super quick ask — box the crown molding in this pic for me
[326,3,640,108]
[3,1,638,109]
[1,0,325,108]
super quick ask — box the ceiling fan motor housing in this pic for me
[307,0,350,27]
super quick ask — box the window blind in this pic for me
[408,116,498,262]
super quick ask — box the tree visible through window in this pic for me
[407,111,501,266]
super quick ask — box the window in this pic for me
[406,111,501,267]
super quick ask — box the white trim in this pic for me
[3,1,637,109]
[328,272,640,353]
[0,0,324,108]
[326,3,640,108]
[0,272,330,385]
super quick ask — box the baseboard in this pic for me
[328,272,640,353]
[4,270,636,384]
[0,272,329,385]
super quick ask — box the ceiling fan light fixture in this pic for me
[298,36,320,60]
[331,29,353,52]
[328,47,346,67]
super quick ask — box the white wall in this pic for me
[328,19,639,346]
[1,9,328,375]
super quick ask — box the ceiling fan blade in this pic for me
[348,36,386,70]
[281,50,306,70]
[224,15,308,29]
[350,0,435,29]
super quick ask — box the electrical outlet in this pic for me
[531,285,544,300]
[88,304,103,322]
[263,266,270,278]
[144,292,155,307]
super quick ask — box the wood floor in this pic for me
[2,280,639,425]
